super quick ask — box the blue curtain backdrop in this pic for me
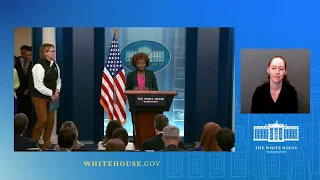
[104,28,186,136]
[54,28,105,142]
[184,28,234,143]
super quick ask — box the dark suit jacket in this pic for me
[125,69,158,91]
[14,57,33,96]
[160,144,186,151]
[14,134,38,151]
[141,133,185,151]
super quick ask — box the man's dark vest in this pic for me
[29,60,58,99]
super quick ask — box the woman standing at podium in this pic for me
[125,52,158,91]
[125,52,158,146]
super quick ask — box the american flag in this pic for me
[100,28,126,125]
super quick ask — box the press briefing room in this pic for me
[13,27,235,152]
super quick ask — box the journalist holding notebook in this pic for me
[29,43,62,150]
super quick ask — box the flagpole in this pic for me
[113,27,117,121]
[114,27,117,37]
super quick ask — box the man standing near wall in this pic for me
[14,45,33,137]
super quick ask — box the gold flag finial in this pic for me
[114,27,118,37]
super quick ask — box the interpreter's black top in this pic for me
[251,82,298,113]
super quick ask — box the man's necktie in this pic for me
[23,61,28,74]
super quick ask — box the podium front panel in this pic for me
[136,95,166,106]
[128,95,174,112]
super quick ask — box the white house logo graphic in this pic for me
[120,40,171,73]
[253,121,299,143]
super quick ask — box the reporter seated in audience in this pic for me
[98,120,122,149]
[51,121,86,150]
[216,128,235,151]
[111,128,135,150]
[141,114,185,151]
[14,113,38,151]
[160,125,185,151]
[194,122,221,151]
[56,128,77,152]
[105,138,126,151]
